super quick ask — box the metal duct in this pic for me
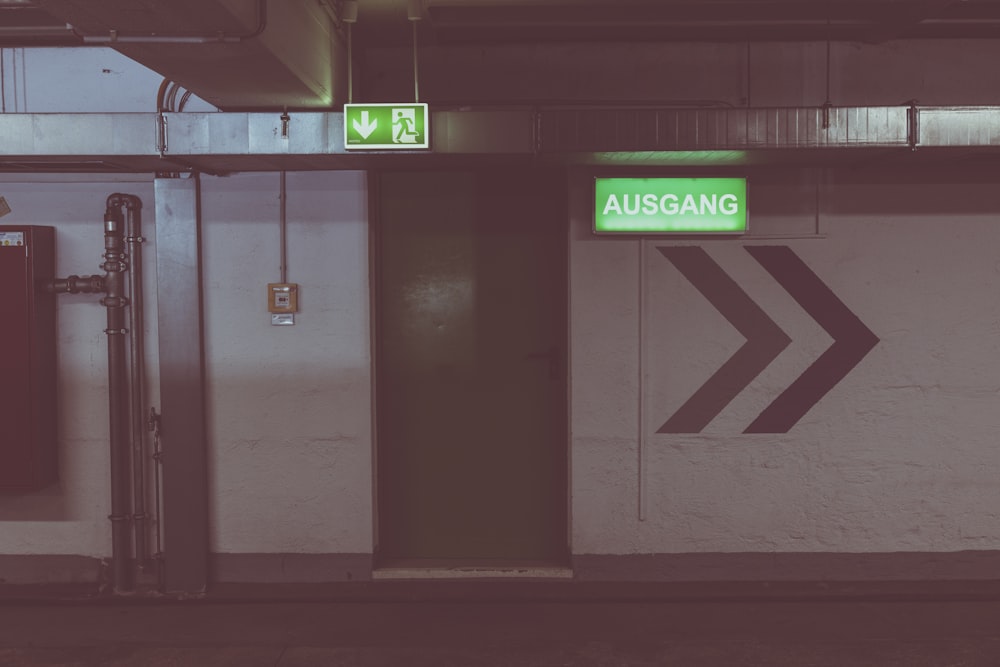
[0,106,999,172]
[919,106,1000,146]
[27,0,345,109]
[541,106,906,150]
[538,106,912,166]
[422,0,1000,44]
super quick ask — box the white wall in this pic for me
[0,176,155,559]
[0,170,372,562]
[0,42,377,569]
[570,169,1000,555]
[0,50,372,564]
[201,171,371,555]
[4,39,1000,575]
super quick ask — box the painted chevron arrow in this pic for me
[657,246,791,433]
[742,246,880,433]
[658,245,879,434]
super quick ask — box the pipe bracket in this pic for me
[100,295,129,307]
[156,113,168,157]
[907,101,919,151]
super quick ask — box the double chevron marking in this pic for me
[657,246,879,434]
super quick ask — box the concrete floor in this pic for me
[2,581,1000,666]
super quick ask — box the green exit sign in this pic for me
[344,103,429,150]
[594,177,748,234]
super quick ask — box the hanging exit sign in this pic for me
[594,177,748,234]
[343,103,429,150]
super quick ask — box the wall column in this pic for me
[155,176,210,594]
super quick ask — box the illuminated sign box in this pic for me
[594,177,748,234]
[344,103,429,150]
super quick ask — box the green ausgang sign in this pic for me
[594,177,747,234]
[344,103,429,150]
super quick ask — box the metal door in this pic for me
[375,168,568,566]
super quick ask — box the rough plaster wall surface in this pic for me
[572,170,1000,555]
[0,49,203,561]
[0,171,372,560]
[200,171,372,554]
[0,177,157,556]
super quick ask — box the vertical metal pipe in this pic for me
[825,17,832,105]
[412,20,419,103]
[279,172,287,283]
[102,206,133,593]
[1,47,6,113]
[124,197,148,571]
[745,41,751,107]
[346,22,353,105]
[637,239,647,522]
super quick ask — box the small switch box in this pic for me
[267,283,298,313]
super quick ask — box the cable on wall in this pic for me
[268,171,298,326]
[342,1,358,104]
[638,239,648,521]
[409,0,422,102]
[279,170,287,284]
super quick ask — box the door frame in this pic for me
[367,166,572,570]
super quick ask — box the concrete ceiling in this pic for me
[3,0,1000,110]
[24,0,346,110]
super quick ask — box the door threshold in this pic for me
[373,566,574,580]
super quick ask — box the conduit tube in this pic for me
[101,202,133,594]
[121,196,149,572]
[47,194,148,594]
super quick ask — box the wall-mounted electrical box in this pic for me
[0,226,57,492]
[268,282,298,326]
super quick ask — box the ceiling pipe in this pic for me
[79,0,266,45]
[0,24,72,35]
[0,23,79,45]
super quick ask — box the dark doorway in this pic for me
[374,167,568,567]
